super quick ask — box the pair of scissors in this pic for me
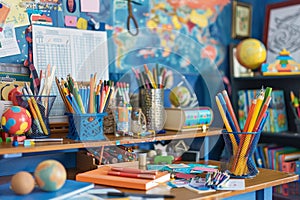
[127,0,141,36]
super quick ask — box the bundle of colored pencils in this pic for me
[216,87,272,176]
[55,73,114,114]
[131,64,170,89]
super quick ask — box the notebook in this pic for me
[0,179,94,200]
[76,166,170,190]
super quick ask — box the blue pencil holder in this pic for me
[66,112,107,141]
[222,130,261,178]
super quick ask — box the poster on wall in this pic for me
[264,0,300,63]
[110,0,230,74]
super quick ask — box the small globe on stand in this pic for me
[34,159,67,192]
[236,38,267,75]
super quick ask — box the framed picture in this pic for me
[229,44,253,78]
[263,0,300,63]
[231,1,252,39]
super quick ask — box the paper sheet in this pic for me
[32,25,109,116]
[5,0,30,27]
[0,23,21,58]
[80,0,100,13]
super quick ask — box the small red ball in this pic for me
[1,106,32,135]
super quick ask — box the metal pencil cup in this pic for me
[140,89,165,132]
[222,130,261,178]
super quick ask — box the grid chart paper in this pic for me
[32,25,109,116]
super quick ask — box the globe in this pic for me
[169,86,191,107]
[236,38,267,70]
[1,106,32,135]
[34,159,67,192]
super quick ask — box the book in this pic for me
[76,165,170,190]
[163,107,213,131]
[0,179,94,200]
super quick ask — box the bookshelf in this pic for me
[230,75,300,145]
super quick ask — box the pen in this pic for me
[106,192,175,199]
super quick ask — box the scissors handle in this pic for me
[127,15,139,36]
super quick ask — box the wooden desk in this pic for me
[103,162,298,200]
[0,166,298,199]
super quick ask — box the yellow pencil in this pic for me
[216,96,238,155]
[25,83,49,135]
[234,92,265,175]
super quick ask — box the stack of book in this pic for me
[76,166,170,190]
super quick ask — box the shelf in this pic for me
[0,128,222,155]
[232,74,300,81]
[260,132,300,149]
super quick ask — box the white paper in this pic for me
[0,24,21,58]
[32,25,109,116]
[217,179,245,190]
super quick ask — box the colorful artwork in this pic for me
[111,0,230,73]
[261,48,300,76]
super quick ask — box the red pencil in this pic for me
[107,170,156,179]
[111,167,158,175]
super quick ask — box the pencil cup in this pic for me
[66,112,107,141]
[140,89,166,132]
[222,130,261,178]
[16,95,56,138]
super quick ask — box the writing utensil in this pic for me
[160,68,167,89]
[235,92,265,175]
[215,96,238,155]
[156,63,160,88]
[242,99,256,132]
[55,77,74,113]
[106,192,175,199]
[107,170,156,179]
[144,64,157,89]
[73,82,85,113]
[25,138,63,142]
[132,67,141,86]
[138,69,146,89]
[88,73,96,114]
[217,93,238,133]
[25,83,49,135]
[253,96,271,132]
[294,97,300,118]
[22,88,43,133]
[222,90,241,132]
[111,167,158,175]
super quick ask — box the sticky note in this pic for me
[0,3,10,28]
[65,15,77,27]
[80,0,100,13]
[76,17,88,30]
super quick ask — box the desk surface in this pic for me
[105,161,299,200]
[0,164,298,199]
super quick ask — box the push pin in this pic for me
[89,18,100,30]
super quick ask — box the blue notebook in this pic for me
[0,179,94,200]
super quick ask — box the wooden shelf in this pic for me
[0,128,222,155]
[260,132,300,149]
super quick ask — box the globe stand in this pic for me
[240,68,254,77]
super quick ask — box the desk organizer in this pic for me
[16,95,56,138]
[222,130,261,178]
[66,112,107,141]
